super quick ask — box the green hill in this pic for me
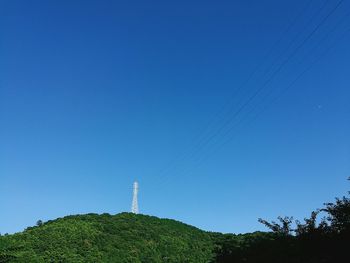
[0,213,215,263]
[1,194,349,263]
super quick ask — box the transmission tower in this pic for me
[131,181,139,214]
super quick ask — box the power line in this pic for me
[153,0,315,179]
[180,0,343,164]
[182,23,350,179]
[153,0,346,188]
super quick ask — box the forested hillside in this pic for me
[0,213,214,262]
[1,179,349,263]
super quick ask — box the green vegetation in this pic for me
[0,213,214,263]
[1,179,349,262]
[212,178,350,263]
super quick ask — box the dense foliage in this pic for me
[212,178,350,263]
[0,213,214,263]
[1,179,349,262]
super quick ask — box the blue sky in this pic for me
[1,0,349,234]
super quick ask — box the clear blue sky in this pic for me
[1,0,349,234]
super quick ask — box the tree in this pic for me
[36,220,43,227]
[258,216,294,235]
[321,177,350,233]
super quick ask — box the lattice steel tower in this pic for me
[131,181,139,214]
